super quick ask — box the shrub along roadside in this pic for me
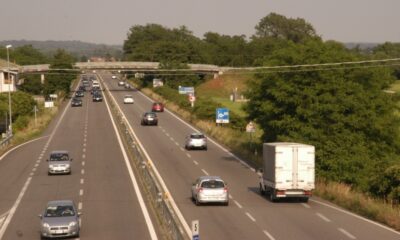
[135,83,400,231]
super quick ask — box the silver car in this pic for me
[185,133,207,150]
[47,151,72,175]
[39,200,81,238]
[191,176,229,206]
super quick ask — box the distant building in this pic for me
[89,57,106,62]
[0,59,18,93]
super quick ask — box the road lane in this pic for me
[102,72,400,240]
[0,78,158,240]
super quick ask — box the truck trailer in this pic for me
[259,142,315,202]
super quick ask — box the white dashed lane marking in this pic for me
[81,169,85,175]
[234,200,243,209]
[175,142,179,146]
[179,147,185,152]
[201,169,209,176]
[83,148,86,153]
[82,154,86,159]
[80,179,84,184]
[263,230,276,240]
[245,212,256,222]
[186,153,191,158]
[193,160,199,165]
[82,161,85,166]
[316,212,331,222]
[229,194,233,199]
[302,203,311,209]
[79,189,84,196]
[78,202,82,210]
[338,228,356,239]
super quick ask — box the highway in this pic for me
[100,72,400,240]
[0,76,158,240]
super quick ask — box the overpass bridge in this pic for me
[20,62,225,75]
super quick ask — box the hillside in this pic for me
[0,40,123,59]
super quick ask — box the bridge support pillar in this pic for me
[41,74,45,84]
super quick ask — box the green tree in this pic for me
[254,13,319,43]
[245,39,400,192]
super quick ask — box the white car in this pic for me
[47,151,72,175]
[191,176,229,206]
[123,95,134,104]
[118,80,125,86]
[112,75,116,79]
[185,133,207,150]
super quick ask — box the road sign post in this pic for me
[188,93,196,108]
[192,220,199,240]
[246,121,256,155]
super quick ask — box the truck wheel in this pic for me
[269,192,276,202]
[259,183,265,195]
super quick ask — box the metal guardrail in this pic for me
[103,83,188,240]
[0,133,12,149]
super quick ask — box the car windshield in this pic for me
[50,153,69,161]
[201,180,225,188]
[191,134,204,139]
[125,95,132,98]
[145,113,156,117]
[45,205,75,217]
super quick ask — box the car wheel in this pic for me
[224,201,229,206]
[195,197,201,206]
[204,146,208,150]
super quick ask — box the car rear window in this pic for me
[145,113,156,117]
[191,134,204,139]
[201,180,225,188]
[45,205,75,217]
[50,153,69,161]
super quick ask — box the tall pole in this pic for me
[6,45,12,136]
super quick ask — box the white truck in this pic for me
[259,142,315,202]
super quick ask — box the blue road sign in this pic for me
[216,108,229,123]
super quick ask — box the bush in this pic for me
[14,115,30,130]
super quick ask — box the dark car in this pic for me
[92,93,103,102]
[141,112,158,126]
[151,102,164,112]
[78,85,86,92]
[75,91,84,98]
[91,86,101,95]
[71,97,82,107]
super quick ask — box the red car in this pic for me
[152,102,164,112]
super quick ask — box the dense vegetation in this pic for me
[125,13,400,203]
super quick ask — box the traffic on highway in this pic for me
[0,72,398,240]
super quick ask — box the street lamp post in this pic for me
[6,45,12,136]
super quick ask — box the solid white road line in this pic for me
[100,75,158,240]
[201,169,209,176]
[0,135,49,162]
[316,212,331,222]
[245,212,256,222]
[234,200,243,209]
[310,199,400,236]
[0,177,32,238]
[263,230,276,240]
[101,75,191,238]
[338,228,357,239]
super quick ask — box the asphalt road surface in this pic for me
[0,77,158,240]
[101,72,400,240]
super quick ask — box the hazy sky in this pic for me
[1,0,399,45]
